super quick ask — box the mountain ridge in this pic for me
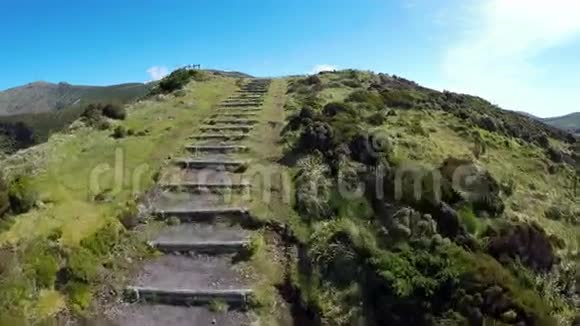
[0,81,151,116]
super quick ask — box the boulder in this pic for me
[486,222,558,272]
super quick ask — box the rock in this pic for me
[501,310,518,323]
[486,222,558,272]
[428,202,463,239]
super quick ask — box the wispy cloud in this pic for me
[146,66,169,81]
[311,64,338,74]
[441,0,580,117]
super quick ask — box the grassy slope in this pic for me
[280,71,579,324]
[0,83,152,155]
[314,71,579,249]
[0,75,236,322]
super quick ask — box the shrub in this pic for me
[80,104,103,124]
[23,241,60,289]
[101,104,126,120]
[66,247,99,283]
[65,282,92,313]
[457,205,480,235]
[322,102,354,117]
[0,173,10,218]
[381,89,415,109]
[544,204,578,224]
[367,112,386,126]
[112,126,128,139]
[7,176,37,214]
[342,79,361,88]
[346,90,384,110]
[117,201,139,230]
[157,68,202,94]
[304,75,322,86]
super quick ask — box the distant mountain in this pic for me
[542,112,580,134]
[0,81,152,154]
[0,81,151,116]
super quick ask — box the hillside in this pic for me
[0,82,152,154]
[543,112,580,134]
[0,81,151,116]
[0,70,577,325]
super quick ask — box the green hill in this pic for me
[0,82,152,154]
[0,70,577,325]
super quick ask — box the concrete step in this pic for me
[222,100,263,104]
[125,287,252,307]
[174,158,248,171]
[206,119,258,125]
[191,134,248,141]
[108,304,250,326]
[217,107,262,112]
[220,103,262,108]
[152,222,251,244]
[212,112,258,118]
[186,144,248,153]
[149,240,250,254]
[161,181,250,192]
[153,207,250,222]
[200,125,254,132]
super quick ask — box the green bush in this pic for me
[157,68,202,94]
[65,282,92,313]
[544,204,578,224]
[101,104,126,120]
[66,247,100,283]
[346,90,384,110]
[367,112,386,126]
[80,222,121,257]
[117,201,139,230]
[112,126,128,139]
[23,241,60,289]
[0,173,10,218]
[457,205,480,235]
[7,176,37,214]
[80,104,103,124]
[381,89,415,109]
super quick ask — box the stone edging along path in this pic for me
[109,79,274,326]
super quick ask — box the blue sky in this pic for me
[1,0,579,117]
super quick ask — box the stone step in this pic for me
[217,107,262,112]
[222,100,263,104]
[149,240,250,254]
[124,287,252,307]
[186,144,249,153]
[200,125,254,132]
[220,103,262,108]
[226,96,263,101]
[212,113,258,118]
[161,181,251,192]
[109,304,251,326]
[153,207,250,222]
[206,119,258,125]
[174,158,248,171]
[191,134,248,141]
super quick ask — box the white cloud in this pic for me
[311,64,338,74]
[146,66,169,81]
[440,0,580,117]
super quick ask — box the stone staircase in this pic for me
[111,79,272,326]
